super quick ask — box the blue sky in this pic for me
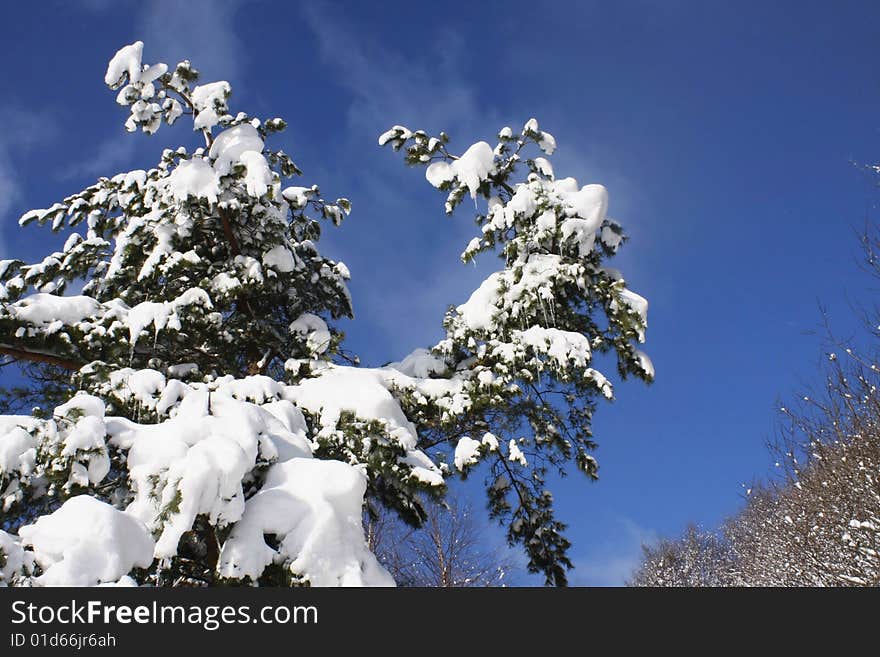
[2,0,880,585]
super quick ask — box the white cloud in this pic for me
[569,517,658,586]
[58,134,138,182]
[299,3,647,364]
[81,0,247,83]
[0,155,20,238]
[301,1,491,140]
[63,0,248,184]
[300,3,511,360]
[0,108,58,259]
[136,0,247,84]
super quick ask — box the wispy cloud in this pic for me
[58,133,138,182]
[63,0,249,183]
[135,0,248,84]
[0,107,59,259]
[300,2,510,361]
[0,155,21,256]
[301,2,644,364]
[81,0,248,83]
[301,2,488,140]
[569,517,657,586]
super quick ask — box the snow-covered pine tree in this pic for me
[379,123,653,585]
[0,42,651,587]
[0,41,426,587]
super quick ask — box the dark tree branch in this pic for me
[0,344,81,370]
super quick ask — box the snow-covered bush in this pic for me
[0,42,651,586]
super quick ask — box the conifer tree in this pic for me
[0,42,651,586]
[379,122,653,584]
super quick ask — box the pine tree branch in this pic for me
[218,205,242,256]
[488,173,515,196]
[217,209,251,320]
[0,344,81,370]
[216,205,267,375]
[160,80,212,148]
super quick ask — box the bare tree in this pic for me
[628,525,736,587]
[731,347,880,586]
[367,495,518,587]
[632,226,880,587]
[631,347,880,587]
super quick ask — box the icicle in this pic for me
[538,295,550,326]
